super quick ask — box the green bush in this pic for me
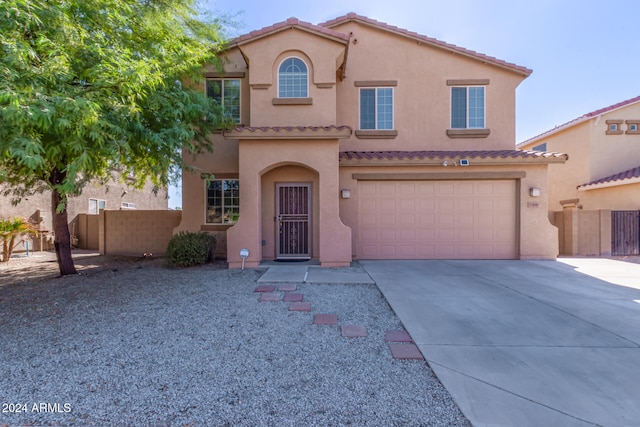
[165,232,216,268]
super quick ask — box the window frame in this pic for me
[205,179,240,225]
[277,57,309,98]
[358,87,394,131]
[450,86,486,130]
[205,78,241,123]
[88,198,106,215]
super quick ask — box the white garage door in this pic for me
[357,180,517,259]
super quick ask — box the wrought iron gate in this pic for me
[611,210,640,256]
[276,183,311,259]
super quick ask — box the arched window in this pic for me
[278,57,308,98]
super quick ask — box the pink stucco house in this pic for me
[177,13,567,268]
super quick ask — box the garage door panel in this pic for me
[437,182,455,194]
[398,214,415,226]
[398,229,417,241]
[379,229,396,241]
[361,198,378,211]
[360,213,377,226]
[456,182,475,194]
[357,180,517,260]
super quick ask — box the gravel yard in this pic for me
[0,253,470,426]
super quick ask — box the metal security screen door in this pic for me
[276,183,311,259]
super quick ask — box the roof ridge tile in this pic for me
[319,12,531,76]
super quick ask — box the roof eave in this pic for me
[228,20,349,49]
[339,150,568,166]
[322,14,532,77]
[578,176,640,191]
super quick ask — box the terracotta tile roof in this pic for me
[320,12,532,77]
[229,17,350,46]
[339,150,567,161]
[519,95,640,147]
[229,125,352,133]
[578,165,640,190]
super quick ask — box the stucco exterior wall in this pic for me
[237,30,345,127]
[589,103,640,180]
[100,210,181,256]
[1,181,168,250]
[225,138,351,268]
[332,22,524,152]
[520,101,640,211]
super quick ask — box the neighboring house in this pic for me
[1,181,168,251]
[518,96,640,256]
[177,12,567,268]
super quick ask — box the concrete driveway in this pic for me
[361,259,640,427]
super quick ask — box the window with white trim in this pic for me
[359,87,394,130]
[278,57,308,98]
[206,179,239,224]
[451,86,485,129]
[206,79,241,123]
[88,199,106,215]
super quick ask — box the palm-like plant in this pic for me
[0,217,38,262]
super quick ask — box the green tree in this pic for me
[0,217,38,262]
[0,0,231,275]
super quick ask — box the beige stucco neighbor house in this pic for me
[177,12,567,268]
[518,96,640,256]
[1,181,168,251]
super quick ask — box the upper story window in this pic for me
[206,179,239,224]
[88,198,106,215]
[532,143,547,151]
[278,57,308,98]
[627,121,640,134]
[206,79,240,123]
[451,86,485,129]
[360,87,394,130]
[605,119,623,135]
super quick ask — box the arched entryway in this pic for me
[261,164,319,261]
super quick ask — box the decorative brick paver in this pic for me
[258,293,281,302]
[388,343,424,360]
[289,302,311,312]
[384,330,413,343]
[255,285,276,293]
[341,324,368,338]
[278,283,297,292]
[313,314,338,325]
[283,293,303,302]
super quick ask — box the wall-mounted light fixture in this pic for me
[341,189,351,199]
[529,187,541,197]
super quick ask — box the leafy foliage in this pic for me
[0,217,38,262]
[0,0,232,274]
[166,231,216,268]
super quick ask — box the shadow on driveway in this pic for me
[362,258,640,427]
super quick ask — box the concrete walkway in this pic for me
[257,264,375,284]
[361,259,640,427]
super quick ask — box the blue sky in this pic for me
[169,0,639,208]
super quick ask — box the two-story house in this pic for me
[177,13,567,268]
[518,96,640,256]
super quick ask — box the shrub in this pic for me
[165,232,216,268]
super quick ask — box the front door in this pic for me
[276,183,311,259]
